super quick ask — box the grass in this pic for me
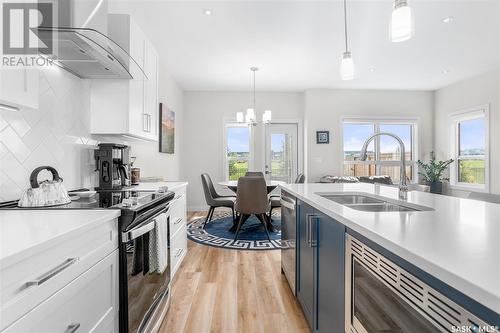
[459,159,485,184]
[228,160,289,181]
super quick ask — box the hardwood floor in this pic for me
[159,211,310,333]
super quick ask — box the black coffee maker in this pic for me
[94,143,131,190]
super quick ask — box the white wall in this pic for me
[0,63,184,201]
[183,91,303,210]
[434,70,500,194]
[303,89,435,182]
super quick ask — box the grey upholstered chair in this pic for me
[245,171,264,177]
[201,173,236,228]
[295,173,305,184]
[269,173,305,216]
[234,176,271,241]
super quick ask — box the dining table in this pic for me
[218,180,286,194]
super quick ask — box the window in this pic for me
[343,120,417,183]
[451,107,489,190]
[224,123,252,180]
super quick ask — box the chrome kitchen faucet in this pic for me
[359,132,409,200]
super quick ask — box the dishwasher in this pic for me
[280,190,297,295]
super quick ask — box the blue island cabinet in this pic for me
[296,200,345,333]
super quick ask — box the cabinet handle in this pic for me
[25,258,79,288]
[65,323,80,333]
[147,114,152,132]
[306,215,318,248]
[175,248,183,258]
[174,217,183,225]
[143,114,149,132]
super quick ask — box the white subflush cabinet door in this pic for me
[0,68,39,109]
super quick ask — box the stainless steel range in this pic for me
[1,189,175,333]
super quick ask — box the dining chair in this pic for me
[269,173,305,217]
[245,171,264,177]
[234,176,271,241]
[201,173,236,228]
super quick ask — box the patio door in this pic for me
[264,123,299,183]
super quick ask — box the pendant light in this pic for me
[391,0,414,42]
[237,67,272,125]
[340,0,355,80]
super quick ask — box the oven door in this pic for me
[121,206,171,333]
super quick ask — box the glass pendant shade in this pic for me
[391,1,414,42]
[236,112,244,123]
[340,51,355,81]
[245,108,255,123]
[262,110,272,123]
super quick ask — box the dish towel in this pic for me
[148,213,168,274]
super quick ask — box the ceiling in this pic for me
[109,0,500,91]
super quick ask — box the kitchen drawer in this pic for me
[0,218,118,330]
[170,225,187,278]
[3,250,119,333]
[170,191,186,237]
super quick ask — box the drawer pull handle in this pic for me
[174,218,183,225]
[175,249,183,258]
[25,257,79,287]
[65,323,80,333]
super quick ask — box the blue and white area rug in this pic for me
[187,212,282,250]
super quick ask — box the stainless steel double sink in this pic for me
[317,193,433,212]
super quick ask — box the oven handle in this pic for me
[122,206,170,242]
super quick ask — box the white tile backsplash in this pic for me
[0,67,116,202]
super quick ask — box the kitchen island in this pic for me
[280,182,500,332]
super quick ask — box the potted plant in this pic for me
[417,152,454,194]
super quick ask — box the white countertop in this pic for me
[280,183,500,314]
[132,181,188,192]
[0,209,121,268]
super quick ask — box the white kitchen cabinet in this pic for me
[169,185,187,278]
[90,14,159,141]
[3,250,119,333]
[0,68,39,110]
[0,215,119,332]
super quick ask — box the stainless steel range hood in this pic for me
[36,0,146,80]
[37,27,146,80]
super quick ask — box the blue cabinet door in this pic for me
[296,200,315,331]
[316,211,345,333]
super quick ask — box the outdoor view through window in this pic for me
[226,126,290,181]
[343,122,414,183]
[226,126,250,180]
[457,116,486,185]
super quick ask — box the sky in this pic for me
[227,127,250,153]
[459,118,486,153]
[343,123,411,153]
[227,128,285,153]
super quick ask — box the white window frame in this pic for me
[222,120,254,181]
[449,105,490,192]
[341,117,419,183]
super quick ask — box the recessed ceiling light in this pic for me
[369,67,375,73]
[442,69,450,74]
[203,9,212,16]
[442,16,454,23]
